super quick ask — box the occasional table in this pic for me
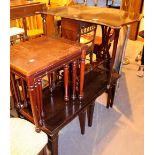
[41,5,142,106]
[10,36,87,132]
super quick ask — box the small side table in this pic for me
[10,36,87,132]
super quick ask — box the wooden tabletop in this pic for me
[10,0,39,7]
[10,36,87,76]
[42,5,142,29]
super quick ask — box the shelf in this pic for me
[22,68,109,135]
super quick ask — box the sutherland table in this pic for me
[10,36,87,132]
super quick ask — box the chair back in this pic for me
[14,14,44,38]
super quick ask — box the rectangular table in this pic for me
[42,5,142,106]
[10,36,87,132]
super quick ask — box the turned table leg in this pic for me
[27,77,41,132]
[72,61,77,100]
[79,48,86,100]
[35,78,44,125]
[64,64,69,101]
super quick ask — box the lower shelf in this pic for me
[19,67,118,135]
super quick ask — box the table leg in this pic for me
[72,61,77,100]
[41,13,47,35]
[35,78,44,126]
[47,133,59,155]
[87,102,95,127]
[96,25,112,69]
[27,77,41,132]
[79,48,86,100]
[48,72,56,93]
[10,72,21,109]
[64,64,69,101]
[20,78,28,107]
[22,17,28,40]
[78,109,86,135]
[107,29,120,87]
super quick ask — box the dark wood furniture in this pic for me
[42,5,142,107]
[10,0,47,39]
[10,36,87,132]
[11,65,111,155]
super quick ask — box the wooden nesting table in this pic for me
[10,36,87,132]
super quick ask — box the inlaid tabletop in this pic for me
[42,5,142,29]
[10,36,87,76]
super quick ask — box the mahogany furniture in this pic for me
[10,36,87,132]
[11,65,111,155]
[10,0,47,39]
[42,5,142,107]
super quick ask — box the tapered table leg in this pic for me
[78,110,86,135]
[87,102,95,127]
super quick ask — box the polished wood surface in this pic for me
[10,36,87,132]
[10,36,86,76]
[15,67,111,155]
[42,5,142,29]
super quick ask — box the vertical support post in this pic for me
[79,48,86,100]
[72,61,77,100]
[21,78,28,107]
[107,29,120,87]
[64,64,69,101]
[10,72,21,109]
[35,78,44,125]
[47,133,59,155]
[27,77,41,132]
[78,110,86,135]
[22,17,28,40]
[41,13,47,36]
[87,102,95,127]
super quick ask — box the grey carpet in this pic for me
[58,39,144,155]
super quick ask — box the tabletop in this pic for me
[10,36,87,76]
[42,5,142,29]
[10,0,40,8]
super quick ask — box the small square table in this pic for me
[10,36,87,131]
